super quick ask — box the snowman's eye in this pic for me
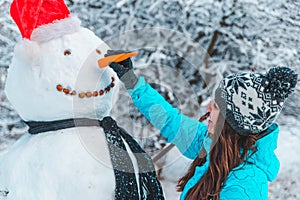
[96,49,102,55]
[64,49,72,56]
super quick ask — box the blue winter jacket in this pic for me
[128,77,280,200]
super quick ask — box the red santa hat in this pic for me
[10,0,81,42]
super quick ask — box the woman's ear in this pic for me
[13,39,41,77]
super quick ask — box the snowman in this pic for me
[0,0,164,199]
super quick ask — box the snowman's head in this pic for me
[5,1,119,121]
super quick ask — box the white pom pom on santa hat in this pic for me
[10,0,81,42]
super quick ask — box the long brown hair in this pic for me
[177,115,259,199]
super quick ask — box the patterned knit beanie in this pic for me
[215,66,298,135]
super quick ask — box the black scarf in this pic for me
[25,117,164,200]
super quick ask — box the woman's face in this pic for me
[206,100,220,134]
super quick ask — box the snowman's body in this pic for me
[0,127,116,199]
[0,16,141,199]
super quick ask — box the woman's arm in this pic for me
[105,50,208,159]
[128,77,208,159]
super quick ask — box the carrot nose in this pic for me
[98,52,138,68]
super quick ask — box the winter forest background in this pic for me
[0,0,299,199]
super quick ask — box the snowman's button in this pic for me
[93,91,98,96]
[105,87,110,93]
[56,84,63,91]
[70,91,77,95]
[79,92,85,98]
[86,92,92,97]
[63,88,70,94]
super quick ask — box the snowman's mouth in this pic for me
[56,76,115,98]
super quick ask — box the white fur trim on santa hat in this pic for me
[30,15,81,43]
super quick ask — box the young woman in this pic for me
[105,50,298,199]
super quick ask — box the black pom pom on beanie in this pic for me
[215,66,298,135]
[266,66,298,101]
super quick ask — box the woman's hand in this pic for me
[105,50,138,89]
[104,50,133,78]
